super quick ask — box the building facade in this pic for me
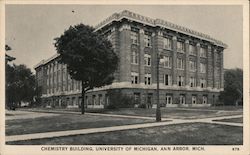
[35,10,227,108]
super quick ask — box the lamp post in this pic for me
[156,51,162,122]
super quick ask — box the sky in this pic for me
[5,5,243,72]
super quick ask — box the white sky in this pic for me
[5,5,243,72]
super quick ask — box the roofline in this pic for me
[34,53,60,69]
[95,10,228,48]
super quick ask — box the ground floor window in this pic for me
[192,95,197,104]
[166,94,172,104]
[203,95,208,104]
[105,94,109,105]
[134,93,140,104]
[179,95,185,104]
[98,94,104,105]
[93,95,96,105]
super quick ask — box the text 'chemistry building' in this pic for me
[34,10,227,108]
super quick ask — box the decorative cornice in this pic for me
[95,10,227,48]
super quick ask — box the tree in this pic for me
[6,64,36,109]
[219,68,243,106]
[54,23,118,114]
[5,44,16,63]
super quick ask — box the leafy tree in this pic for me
[5,44,15,62]
[219,68,243,106]
[54,23,118,114]
[6,64,36,109]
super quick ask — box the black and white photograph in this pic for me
[1,0,249,155]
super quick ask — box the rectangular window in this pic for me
[189,77,196,87]
[200,78,206,88]
[144,54,151,66]
[166,94,173,104]
[200,63,206,73]
[163,37,172,50]
[134,93,140,104]
[192,95,197,104]
[145,74,151,85]
[189,44,196,55]
[163,56,171,68]
[144,34,152,47]
[164,74,172,86]
[178,76,184,86]
[202,95,207,104]
[93,95,96,105]
[131,72,139,84]
[98,94,103,105]
[180,95,186,104]
[200,47,207,57]
[131,31,139,45]
[189,60,196,72]
[131,49,139,64]
[177,41,185,52]
[177,58,185,70]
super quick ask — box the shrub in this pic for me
[106,90,134,109]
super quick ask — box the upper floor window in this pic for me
[177,58,185,70]
[180,95,186,104]
[189,77,196,87]
[131,72,139,84]
[200,78,206,88]
[189,60,196,72]
[163,56,171,68]
[163,37,172,50]
[200,47,207,57]
[144,54,151,66]
[144,34,152,47]
[131,31,139,45]
[145,74,151,85]
[164,74,172,86]
[200,63,206,73]
[189,44,196,55]
[177,41,185,53]
[131,49,139,65]
[178,76,184,86]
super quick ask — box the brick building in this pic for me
[35,10,227,108]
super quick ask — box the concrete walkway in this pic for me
[5,113,243,142]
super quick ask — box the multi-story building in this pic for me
[35,10,227,108]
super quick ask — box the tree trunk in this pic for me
[81,81,85,114]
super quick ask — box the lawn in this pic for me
[213,117,243,123]
[96,108,242,119]
[7,123,243,145]
[6,113,154,136]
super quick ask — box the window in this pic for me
[98,94,103,105]
[107,34,112,42]
[145,74,151,85]
[164,74,172,86]
[189,60,196,72]
[202,96,207,104]
[189,44,196,55]
[144,54,151,66]
[131,49,139,64]
[134,93,140,104]
[131,31,139,45]
[144,34,152,47]
[163,37,172,50]
[200,63,206,73]
[178,76,184,86]
[93,95,96,105]
[189,77,196,87]
[180,95,185,104]
[163,56,171,68]
[177,58,184,70]
[200,47,207,57]
[192,95,197,104]
[166,95,172,104]
[177,41,185,52]
[131,72,139,84]
[200,78,206,88]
